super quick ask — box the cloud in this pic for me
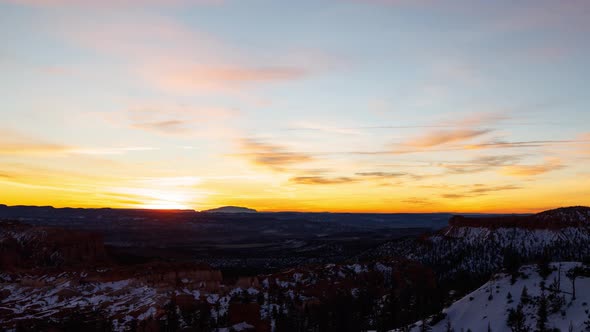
[286,122,362,135]
[287,112,510,136]
[108,105,238,137]
[387,113,506,154]
[0,128,159,156]
[454,112,509,127]
[401,197,433,206]
[289,170,411,186]
[384,128,492,154]
[238,139,314,171]
[440,193,470,199]
[500,158,565,177]
[440,184,522,199]
[407,129,492,148]
[289,176,357,185]
[131,120,188,134]
[440,155,522,174]
[67,147,158,155]
[355,136,590,156]
[468,184,522,194]
[0,129,70,155]
[355,171,406,178]
[148,66,308,93]
[462,139,577,150]
[580,134,590,156]
[54,16,317,94]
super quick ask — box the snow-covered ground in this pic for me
[0,272,232,331]
[405,262,590,332]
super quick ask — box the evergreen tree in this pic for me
[584,313,590,331]
[503,248,523,284]
[521,286,531,305]
[549,293,565,314]
[537,256,552,280]
[536,290,548,332]
[163,300,180,332]
[507,304,527,332]
[566,266,587,301]
[445,319,454,332]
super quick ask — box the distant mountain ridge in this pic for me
[0,204,259,215]
[201,206,257,214]
[448,206,590,229]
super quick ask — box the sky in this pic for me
[1,0,589,213]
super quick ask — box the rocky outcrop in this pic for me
[0,220,106,270]
[373,207,590,282]
[236,276,259,288]
[229,303,270,332]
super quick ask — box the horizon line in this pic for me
[1,203,579,215]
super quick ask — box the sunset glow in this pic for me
[1,0,589,212]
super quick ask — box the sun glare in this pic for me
[139,201,190,210]
[112,185,198,210]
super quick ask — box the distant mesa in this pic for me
[201,206,257,214]
[449,206,590,229]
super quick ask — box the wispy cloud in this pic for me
[290,176,357,185]
[387,112,507,154]
[54,15,318,94]
[354,137,590,156]
[289,170,411,186]
[355,171,406,178]
[440,193,470,199]
[107,105,238,137]
[406,129,492,148]
[469,184,522,194]
[440,184,522,199]
[238,139,314,171]
[401,197,433,206]
[0,129,74,155]
[286,122,362,135]
[286,113,510,135]
[147,66,309,93]
[462,139,579,150]
[0,128,158,156]
[578,133,590,155]
[68,147,158,155]
[500,158,565,177]
[440,155,522,174]
[131,120,188,134]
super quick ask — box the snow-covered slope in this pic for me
[374,207,590,280]
[406,263,590,332]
